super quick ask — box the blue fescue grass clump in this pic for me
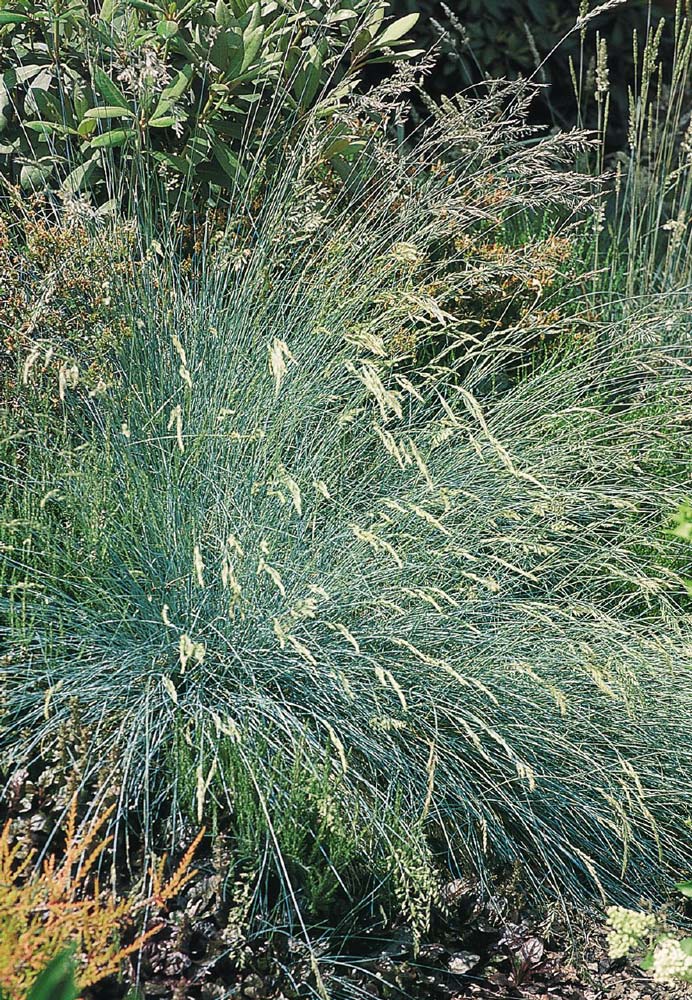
[1,82,692,937]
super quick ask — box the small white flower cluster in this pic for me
[605,906,657,960]
[652,937,692,984]
[117,47,171,98]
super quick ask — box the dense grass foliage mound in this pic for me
[1,87,691,937]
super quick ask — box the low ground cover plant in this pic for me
[0,1,691,993]
[605,895,692,986]
[0,791,202,998]
[0,201,134,402]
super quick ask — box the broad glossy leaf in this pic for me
[156,18,178,38]
[294,45,322,107]
[376,12,418,48]
[32,86,69,125]
[185,134,210,164]
[367,4,386,31]
[194,162,232,187]
[321,135,364,159]
[209,28,243,72]
[147,113,178,127]
[211,136,246,184]
[14,65,45,85]
[161,63,193,101]
[84,105,136,119]
[72,81,89,119]
[245,0,261,31]
[24,70,54,116]
[352,27,372,55]
[209,117,242,138]
[240,25,263,72]
[99,0,117,20]
[89,126,136,147]
[0,11,28,24]
[126,0,161,12]
[326,8,357,23]
[168,32,196,65]
[152,150,190,173]
[77,117,97,136]
[55,6,87,26]
[148,95,173,119]
[96,197,117,216]
[60,157,97,194]
[215,0,234,26]
[329,153,352,184]
[93,66,130,109]
[25,120,75,136]
[20,161,53,190]
[24,120,55,135]
[676,880,692,898]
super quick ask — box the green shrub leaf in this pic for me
[92,66,130,110]
[125,0,161,13]
[89,126,136,147]
[375,12,418,48]
[156,18,179,38]
[19,161,53,189]
[77,117,98,136]
[0,11,28,24]
[60,157,98,194]
[161,64,194,102]
[24,120,76,136]
[84,105,136,120]
[148,114,178,128]
[211,135,247,183]
[241,25,264,72]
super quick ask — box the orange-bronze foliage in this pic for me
[0,797,204,998]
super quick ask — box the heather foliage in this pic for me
[0,796,201,999]
[0,204,134,402]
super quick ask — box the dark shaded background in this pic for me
[385,0,680,144]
